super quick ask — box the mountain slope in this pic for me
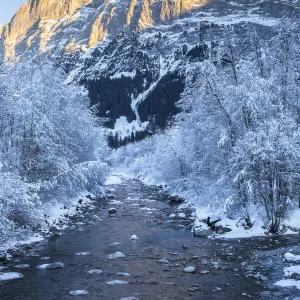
[0,0,209,60]
[1,0,299,143]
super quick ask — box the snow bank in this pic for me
[275,279,300,289]
[105,175,123,185]
[110,116,149,140]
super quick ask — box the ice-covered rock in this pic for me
[178,212,186,218]
[37,262,65,269]
[110,242,122,246]
[184,266,196,273]
[169,214,176,218]
[254,273,268,281]
[14,264,30,269]
[75,252,90,256]
[157,258,169,264]
[106,280,128,285]
[130,235,139,240]
[70,290,89,295]
[117,272,131,276]
[108,208,117,214]
[88,269,103,274]
[284,252,300,263]
[0,272,24,280]
[108,252,125,259]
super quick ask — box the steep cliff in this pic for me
[0,0,209,60]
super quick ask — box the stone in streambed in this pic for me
[157,258,169,264]
[108,252,125,259]
[37,262,65,269]
[70,290,89,295]
[184,266,196,273]
[0,272,24,280]
[88,269,103,274]
[106,280,128,285]
[14,264,30,269]
[108,208,117,214]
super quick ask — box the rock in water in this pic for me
[70,290,89,295]
[108,252,125,259]
[108,208,117,214]
[37,262,65,269]
[88,269,103,274]
[75,252,90,256]
[184,266,196,273]
[157,258,169,264]
[284,252,300,263]
[0,272,24,280]
[106,280,128,285]
[14,264,30,269]
[130,235,139,240]
[117,272,131,276]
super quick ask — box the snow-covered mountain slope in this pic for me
[1,0,299,139]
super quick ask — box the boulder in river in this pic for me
[157,258,169,264]
[108,208,117,214]
[106,280,128,285]
[193,222,213,237]
[14,264,30,269]
[284,252,300,263]
[130,235,139,240]
[70,290,89,295]
[37,262,65,269]
[88,269,103,274]
[183,266,196,273]
[0,272,24,280]
[108,252,125,259]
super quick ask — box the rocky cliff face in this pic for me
[0,0,209,60]
[0,0,298,145]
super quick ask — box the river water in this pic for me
[0,179,299,299]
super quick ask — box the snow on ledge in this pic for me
[105,175,123,185]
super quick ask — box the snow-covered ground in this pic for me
[109,116,149,140]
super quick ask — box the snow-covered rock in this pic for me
[88,269,103,274]
[37,262,65,269]
[284,252,300,263]
[14,264,30,269]
[183,266,196,273]
[0,272,24,280]
[108,252,125,260]
[157,258,169,264]
[130,235,139,240]
[108,208,117,214]
[70,290,89,295]
[75,252,90,256]
[193,220,212,237]
[106,280,128,285]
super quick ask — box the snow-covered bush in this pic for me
[0,58,108,236]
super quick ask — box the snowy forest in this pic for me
[113,20,300,234]
[0,59,108,244]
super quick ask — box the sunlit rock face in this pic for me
[0,0,209,59]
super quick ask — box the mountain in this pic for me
[0,0,209,60]
[0,0,299,144]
